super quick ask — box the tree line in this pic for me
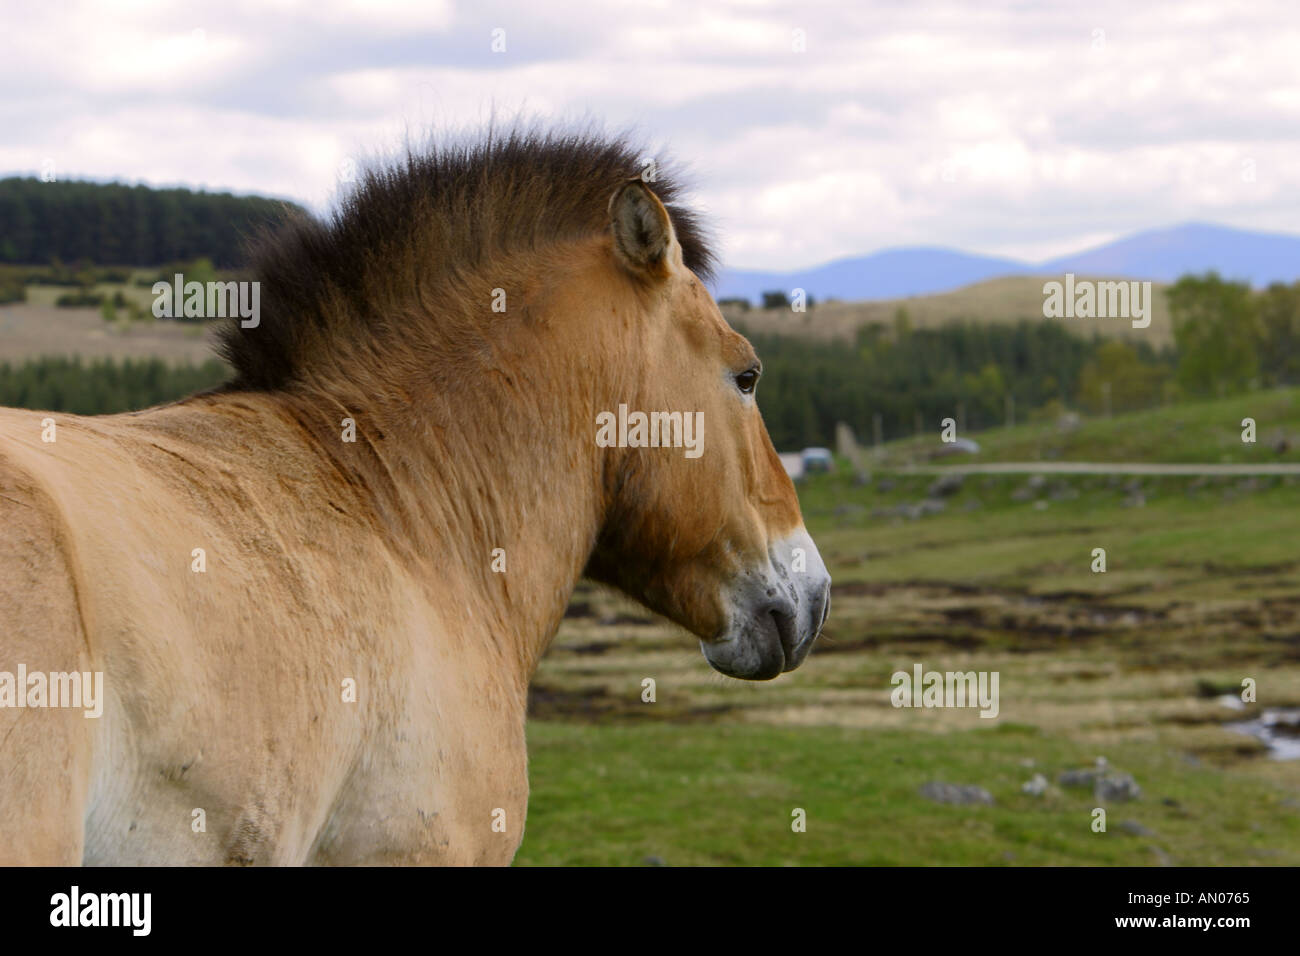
[748,273,1300,450]
[0,358,230,415]
[1167,273,1300,396]
[0,274,1293,437]
[0,177,304,267]
[746,318,1125,449]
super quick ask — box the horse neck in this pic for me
[276,249,623,685]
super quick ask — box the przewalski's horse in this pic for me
[0,130,831,865]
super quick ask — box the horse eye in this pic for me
[734,367,760,394]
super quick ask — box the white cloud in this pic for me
[1,0,1299,269]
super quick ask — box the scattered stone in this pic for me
[1118,820,1156,837]
[1021,774,1049,796]
[876,478,896,492]
[916,498,947,516]
[1027,474,1047,491]
[927,472,965,497]
[833,503,865,518]
[1096,772,1142,803]
[1049,481,1079,501]
[1123,492,1146,508]
[1033,499,1049,510]
[1059,758,1107,788]
[1060,760,1139,802]
[963,498,983,511]
[919,782,994,806]
[643,855,667,866]
[1058,769,1099,789]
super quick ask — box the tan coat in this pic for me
[0,170,829,865]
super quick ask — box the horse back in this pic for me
[0,402,512,863]
[0,408,96,863]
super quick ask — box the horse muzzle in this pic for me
[701,528,831,680]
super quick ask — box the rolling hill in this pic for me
[714,222,1300,303]
[722,274,1176,347]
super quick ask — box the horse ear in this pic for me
[608,178,681,280]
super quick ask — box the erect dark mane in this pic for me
[216,127,716,389]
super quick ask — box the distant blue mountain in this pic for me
[714,248,1026,303]
[712,222,1300,303]
[1036,222,1300,285]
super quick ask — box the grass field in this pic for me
[0,302,220,365]
[875,387,1300,467]
[0,274,221,365]
[518,724,1297,866]
[517,390,1300,865]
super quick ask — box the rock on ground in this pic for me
[919,781,995,806]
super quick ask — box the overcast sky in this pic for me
[3,0,1298,270]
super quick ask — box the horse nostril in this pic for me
[815,582,831,634]
[768,605,799,660]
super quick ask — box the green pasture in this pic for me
[517,723,1298,866]
[519,390,1300,865]
[873,386,1300,466]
